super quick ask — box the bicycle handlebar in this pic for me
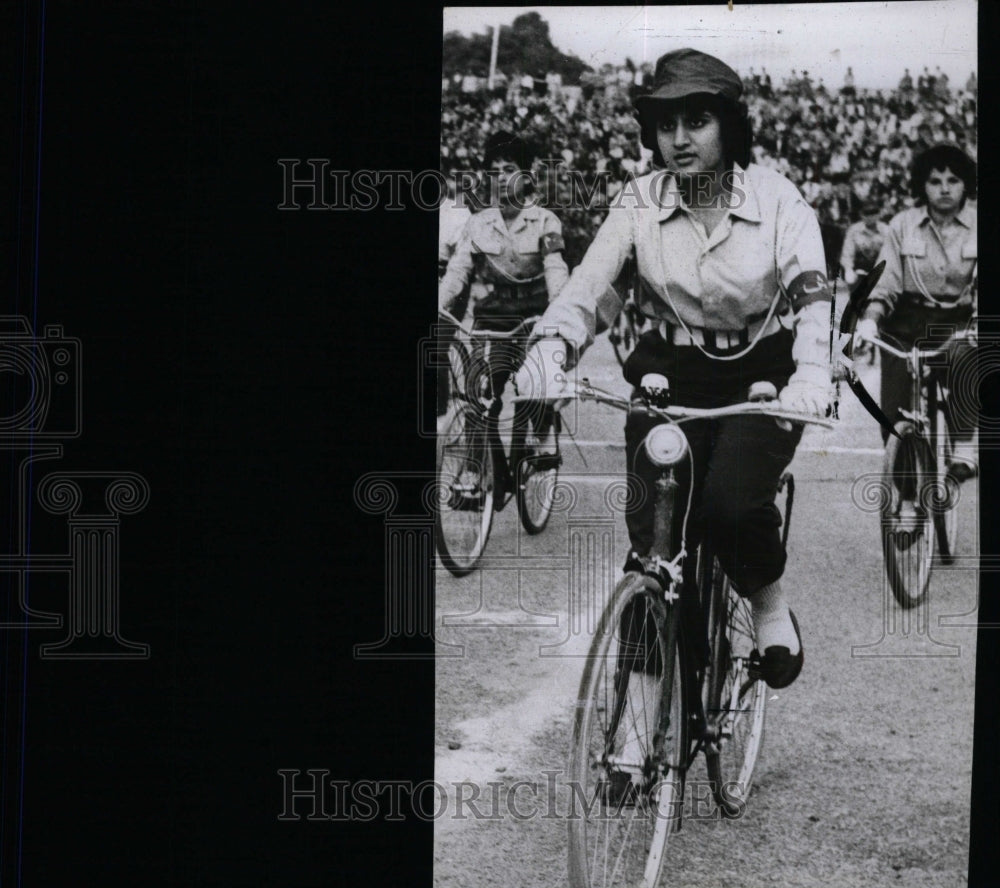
[437,309,540,340]
[858,328,976,361]
[561,378,837,429]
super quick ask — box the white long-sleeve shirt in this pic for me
[533,163,832,371]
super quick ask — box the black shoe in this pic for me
[749,610,804,690]
[946,460,978,486]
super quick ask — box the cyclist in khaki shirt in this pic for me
[439,131,569,413]
[855,144,978,482]
[517,48,836,691]
[437,131,569,416]
[439,132,569,328]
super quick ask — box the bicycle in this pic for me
[607,298,653,368]
[859,327,976,609]
[605,248,652,368]
[435,309,562,576]
[559,375,833,888]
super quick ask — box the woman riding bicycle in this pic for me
[516,48,836,690]
[438,130,569,414]
[853,144,978,485]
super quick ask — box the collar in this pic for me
[956,201,976,229]
[484,200,541,234]
[656,164,761,223]
[917,202,976,229]
[727,164,761,222]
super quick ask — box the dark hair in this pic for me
[910,143,977,203]
[483,130,537,171]
[635,93,753,169]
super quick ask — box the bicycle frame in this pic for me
[572,378,829,813]
[439,311,543,509]
[863,330,973,446]
[861,330,973,594]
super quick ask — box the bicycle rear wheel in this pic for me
[931,394,958,565]
[514,402,561,534]
[701,552,766,819]
[881,421,935,608]
[567,575,688,888]
[435,406,494,576]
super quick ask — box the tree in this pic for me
[442,13,590,82]
[442,30,491,78]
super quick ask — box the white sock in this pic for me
[749,581,799,655]
[952,440,977,469]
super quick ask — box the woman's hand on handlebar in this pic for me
[778,363,832,418]
[513,337,571,407]
[852,318,878,358]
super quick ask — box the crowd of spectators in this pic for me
[440,63,977,272]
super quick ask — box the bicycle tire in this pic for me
[435,406,494,576]
[567,574,688,888]
[442,338,472,413]
[514,402,561,534]
[700,551,767,819]
[931,392,958,565]
[881,421,935,608]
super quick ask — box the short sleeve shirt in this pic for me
[439,202,569,311]
[869,203,977,314]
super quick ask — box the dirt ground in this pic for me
[434,338,978,888]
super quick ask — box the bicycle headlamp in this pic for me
[643,423,688,467]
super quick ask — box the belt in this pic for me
[657,310,783,353]
[900,291,968,307]
[485,279,546,302]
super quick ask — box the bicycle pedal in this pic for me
[529,453,562,472]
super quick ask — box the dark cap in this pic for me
[861,198,880,215]
[634,48,743,115]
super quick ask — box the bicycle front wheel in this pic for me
[701,553,766,819]
[568,575,688,888]
[931,397,958,565]
[514,402,561,534]
[881,421,935,608]
[435,407,494,576]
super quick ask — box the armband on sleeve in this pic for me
[786,270,831,312]
[539,232,565,256]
